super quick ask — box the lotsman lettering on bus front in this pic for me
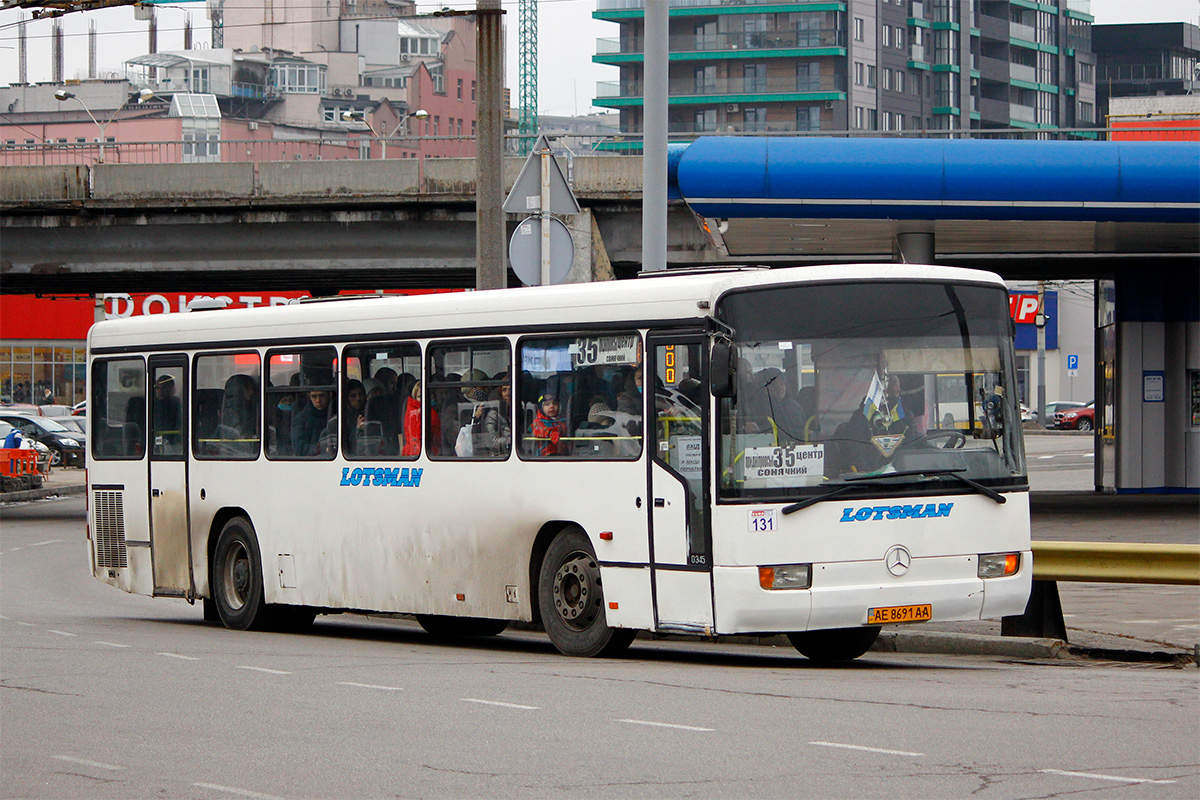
[339,467,423,488]
[838,503,953,522]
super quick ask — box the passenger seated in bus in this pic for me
[220,374,258,437]
[402,380,438,456]
[477,372,511,457]
[291,390,333,456]
[573,400,618,457]
[366,368,402,455]
[529,393,568,456]
[342,379,372,455]
[616,369,643,415]
[739,368,806,445]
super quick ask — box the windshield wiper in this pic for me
[781,468,1005,515]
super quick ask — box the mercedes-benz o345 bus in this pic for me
[86,265,1031,660]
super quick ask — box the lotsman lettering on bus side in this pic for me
[339,467,424,488]
[839,503,953,522]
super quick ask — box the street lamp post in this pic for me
[342,108,428,159]
[54,88,153,163]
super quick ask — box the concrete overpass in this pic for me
[2,150,1196,295]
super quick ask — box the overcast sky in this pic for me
[1,0,1197,116]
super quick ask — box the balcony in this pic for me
[596,73,846,104]
[1010,62,1037,83]
[1009,22,1037,43]
[594,28,846,60]
[978,55,1010,81]
[1010,104,1036,123]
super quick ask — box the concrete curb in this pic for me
[872,630,1070,658]
[715,630,1071,659]
[0,483,86,504]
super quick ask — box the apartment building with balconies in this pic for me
[592,0,1098,140]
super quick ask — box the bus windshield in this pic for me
[717,281,1026,501]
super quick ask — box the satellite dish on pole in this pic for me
[509,216,573,286]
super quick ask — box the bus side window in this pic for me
[426,340,511,460]
[518,334,643,460]
[344,343,421,460]
[193,352,261,461]
[91,357,145,460]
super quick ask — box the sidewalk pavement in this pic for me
[6,467,1196,663]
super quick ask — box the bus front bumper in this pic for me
[712,554,1032,635]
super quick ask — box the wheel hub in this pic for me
[553,551,599,631]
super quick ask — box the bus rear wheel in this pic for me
[416,615,509,638]
[212,516,271,631]
[538,526,635,658]
[787,626,881,662]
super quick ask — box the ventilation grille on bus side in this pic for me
[93,490,128,569]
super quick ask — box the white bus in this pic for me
[86,265,1031,661]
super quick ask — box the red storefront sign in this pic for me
[0,290,457,341]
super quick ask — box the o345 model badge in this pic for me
[884,545,912,576]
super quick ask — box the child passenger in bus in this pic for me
[529,393,568,456]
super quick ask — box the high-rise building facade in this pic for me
[1093,22,1200,119]
[592,0,1097,139]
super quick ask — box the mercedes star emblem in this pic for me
[885,545,912,576]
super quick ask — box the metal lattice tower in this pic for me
[518,0,538,156]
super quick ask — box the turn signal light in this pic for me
[759,564,812,590]
[978,552,1021,578]
[599,531,613,541]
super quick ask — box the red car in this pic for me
[1054,402,1095,431]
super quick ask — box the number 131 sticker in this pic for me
[749,508,779,533]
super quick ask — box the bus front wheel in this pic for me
[538,526,635,658]
[787,626,881,662]
[212,516,271,631]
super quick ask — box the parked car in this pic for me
[0,403,45,416]
[0,420,53,476]
[0,414,86,467]
[1040,400,1087,427]
[1054,401,1096,431]
[72,401,87,416]
[49,416,87,435]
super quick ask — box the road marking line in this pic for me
[0,614,7,619]
[617,719,714,732]
[809,741,925,757]
[192,782,287,799]
[1040,769,1176,785]
[30,539,62,547]
[236,666,291,675]
[46,630,76,637]
[338,682,404,692]
[462,698,538,710]
[9,547,22,551]
[157,652,200,661]
[1038,455,1055,459]
[52,755,123,771]
[95,641,130,648]
[15,621,35,627]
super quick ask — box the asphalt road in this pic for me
[3,497,1198,799]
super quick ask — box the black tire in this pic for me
[211,516,271,631]
[538,526,636,657]
[788,626,881,662]
[416,615,509,638]
[49,446,63,467]
[1076,418,1093,432]
[202,597,220,623]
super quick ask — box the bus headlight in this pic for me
[978,553,1020,578]
[759,564,812,590]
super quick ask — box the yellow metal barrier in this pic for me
[1032,541,1200,586]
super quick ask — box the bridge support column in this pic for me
[565,209,615,284]
[893,231,935,264]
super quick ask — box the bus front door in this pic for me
[648,337,714,634]
[147,358,192,598]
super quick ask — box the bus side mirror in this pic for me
[711,342,734,398]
